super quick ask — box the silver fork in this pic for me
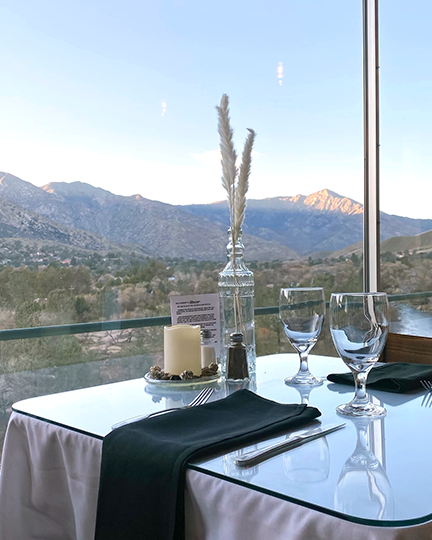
[420,380,432,407]
[111,387,215,430]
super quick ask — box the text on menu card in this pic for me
[170,293,221,358]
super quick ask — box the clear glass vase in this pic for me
[218,229,256,377]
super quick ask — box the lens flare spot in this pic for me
[277,62,283,86]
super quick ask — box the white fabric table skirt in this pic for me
[0,412,431,540]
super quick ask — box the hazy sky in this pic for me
[0,0,430,219]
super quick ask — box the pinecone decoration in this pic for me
[149,365,171,380]
[149,366,163,379]
[201,363,219,377]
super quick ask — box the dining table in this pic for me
[0,353,431,540]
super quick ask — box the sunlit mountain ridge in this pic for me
[0,172,431,260]
[183,191,432,255]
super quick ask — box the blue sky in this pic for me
[0,0,430,219]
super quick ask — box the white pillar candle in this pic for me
[164,325,201,376]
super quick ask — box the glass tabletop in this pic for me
[12,353,432,527]
[193,356,432,528]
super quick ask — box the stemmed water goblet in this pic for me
[279,287,325,386]
[329,292,390,417]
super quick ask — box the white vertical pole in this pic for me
[363,0,380,293]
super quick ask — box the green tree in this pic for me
[15,300,42,328]
[350,253,361,268]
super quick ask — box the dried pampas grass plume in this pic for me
[216,95,237,228]
[216,94,256,247]
[235,128,255,244]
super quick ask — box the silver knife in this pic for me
[234,422,346,468]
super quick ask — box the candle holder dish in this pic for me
[144,362,221,387]
[144,371,221,387]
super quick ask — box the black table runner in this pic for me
[327,362,432,393]
[95,389,321,540]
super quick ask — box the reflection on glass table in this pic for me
[224,374,257,396]
[223,445,260,483]
[144,379,224,408]
[292,384,317,405]
[283,434,330,484]
[334,416,394,520]
[142,375,257,416]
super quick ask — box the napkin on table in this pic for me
[95,389,321,540]
[327,362,432,393]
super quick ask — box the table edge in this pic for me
[11,408,104,441]
[187,464,432,529]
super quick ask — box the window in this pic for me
[380,0,432,338]
[0,0,366,450]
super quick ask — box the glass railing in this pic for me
[2,291,431,342]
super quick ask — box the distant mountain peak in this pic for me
[42,181,114,198]
[311,188,341,198]
[303,189,363,215]
[0,172,33,187]
[0,172,62,204]
[0,171,13,180]
[244,189,362,216]
[288,194,303,203]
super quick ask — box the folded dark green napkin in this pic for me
[327,362,432,393]
[95,389,321,540]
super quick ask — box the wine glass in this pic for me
[279,287,325,386]
[330,292,390,417]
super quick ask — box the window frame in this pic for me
[363,0,380,292]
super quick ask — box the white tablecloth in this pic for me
[1,412,431,540]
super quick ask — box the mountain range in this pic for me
[0,172,431,261]
[183,191,432,255]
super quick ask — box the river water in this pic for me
[390,303,432,337]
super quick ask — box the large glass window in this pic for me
[0,0,365,450]
[380,0,432,336]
